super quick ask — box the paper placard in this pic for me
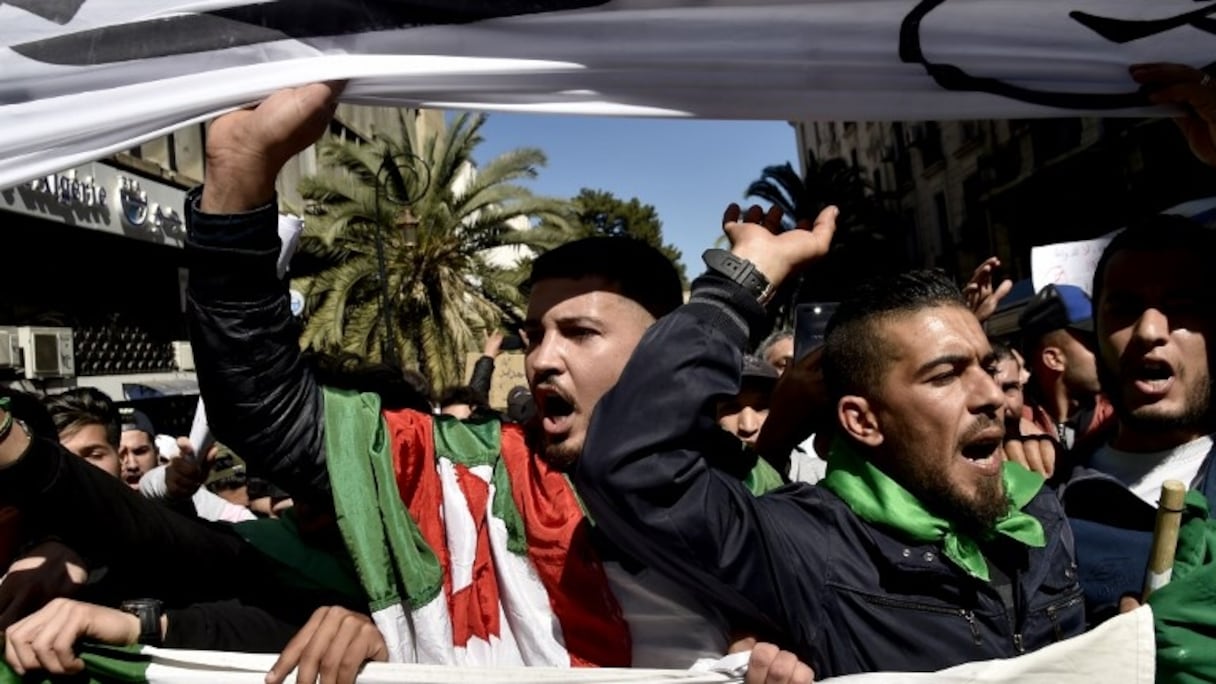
[1030,231,1117,296]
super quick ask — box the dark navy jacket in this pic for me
[574,276,1085,678]
[1059,443,1216,624]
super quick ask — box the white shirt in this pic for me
[1089,435,1213,506]
[139,464,256,523]
[602,561,730,668]
[789,435,827,484]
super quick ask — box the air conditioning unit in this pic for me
[17,326,75,379]
[0,328,18,369]
[171,341,195,371]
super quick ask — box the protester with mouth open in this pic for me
[574,216,1086,677]
[1057,214,1216,625]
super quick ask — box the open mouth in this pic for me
[961,439,1001,462]
[536,390,576,436]
[960,429,1004,474]
[1131,358,1175,396]
[123,473,142,487]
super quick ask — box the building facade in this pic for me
[0,104,422,433]
[793,117,1216,281]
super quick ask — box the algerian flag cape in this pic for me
[321,387,631,667]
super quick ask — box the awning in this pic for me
[123,378,200,400]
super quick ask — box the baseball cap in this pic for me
[1018,284,1093,340]
[741,356,779,388]
[205,444,248,490]
[118,407,156,437]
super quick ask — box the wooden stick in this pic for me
[1142,479,1188,601]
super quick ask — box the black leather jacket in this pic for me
[185,189,330,503]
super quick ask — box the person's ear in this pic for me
[1042,346,1066,373]
[839,396,882,448]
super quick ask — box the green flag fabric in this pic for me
[1148,490,1216,684]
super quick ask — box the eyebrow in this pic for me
[915,354,971,377]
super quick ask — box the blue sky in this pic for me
[473,114,799,274]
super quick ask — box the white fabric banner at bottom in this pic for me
[823,606,1154,684]
[110,606,1152,683]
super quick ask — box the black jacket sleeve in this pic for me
[0,435,258,609]
[469,356,495,399]
[572,275,824,643]
[184,188,329,501]
[164,600,308,653]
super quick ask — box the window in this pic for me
[920,122,945,168]
[935,192,951,250]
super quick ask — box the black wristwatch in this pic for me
[702,249,776,305]
[119,599,164,647]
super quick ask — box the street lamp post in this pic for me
[397,206,420,248]
[373,152,430,366]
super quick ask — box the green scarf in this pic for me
[821,438,1046,581]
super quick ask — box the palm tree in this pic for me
[746,153,909,314]
[746,156,869,231]
[291,110,575,389]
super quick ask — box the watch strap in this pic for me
[702,249,775,305]
[120,599,163,647]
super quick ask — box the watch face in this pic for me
[120,600,163,645]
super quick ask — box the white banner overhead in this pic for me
[0,0,1213,189]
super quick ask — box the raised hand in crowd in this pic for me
[201,82,344,214]
[745,643,815,684]
[0,541,88,630]
[1002,418,1057,478]
[483,330,506,359]
[962,256,1013,324]
[266,606,387,684]
[3,598,148,676]
[722,204,837,292]
[164,451,207,500]
[1132,63,1216,168]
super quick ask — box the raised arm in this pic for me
[186,84,341,501]
[573,204,837,640]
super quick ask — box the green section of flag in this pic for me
[434,417,530,558]
[433,415,501,468]
[1150,490,1216,684]
[323,387,443,611]
[0,644,148,683]
[234,509,365,602]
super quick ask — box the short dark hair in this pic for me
[43,387,121,448]
[524,237,684,319]
[823,269,966,399]
[1092,214,1215,310]
[0,387,56,439]
[438,385,486,410]
[991,340,1016,364]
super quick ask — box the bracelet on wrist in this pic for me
[0,397,14,443]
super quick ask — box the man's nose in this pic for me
[1130,308,1170,349]
[738,407,762,434]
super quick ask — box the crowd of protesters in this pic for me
[0,61,1213,684]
